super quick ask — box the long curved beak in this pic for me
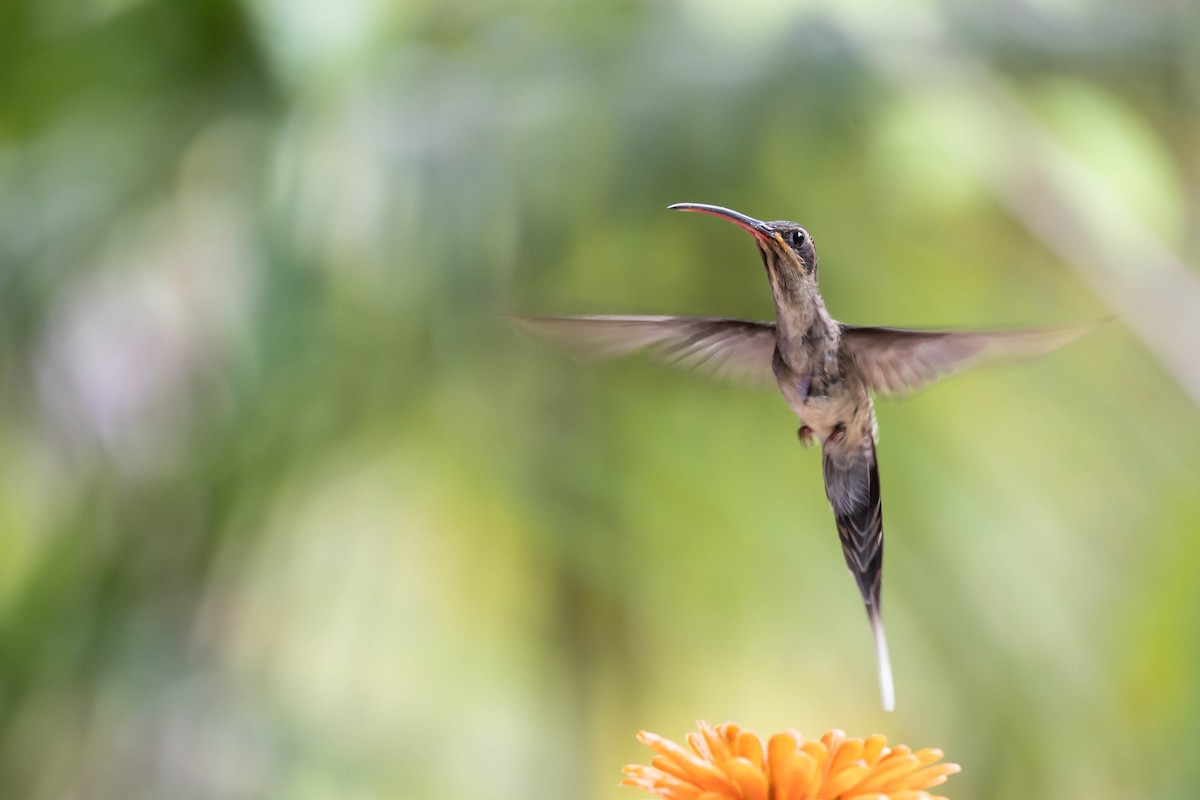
[668,203,773,243]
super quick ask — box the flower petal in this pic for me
[799,739,829,781]
[848,755,921,794]
[901,762,961,790]
[734,730,765,770]
[651,755,697,785]
[726,756,769,800]
[862,735,888,766]
[829,737,865,774]
[767,732,801,800]
[821,729,846,755]
[636,733,739,796]
[822,764,872,797]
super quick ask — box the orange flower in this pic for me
[623,721,960,800]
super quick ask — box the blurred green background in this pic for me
[2,0,1200,797]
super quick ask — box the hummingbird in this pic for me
[511,203,1091,711]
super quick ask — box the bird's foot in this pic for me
[797,426,814,449]
[827,422,847,444]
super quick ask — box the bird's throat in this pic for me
[768,273,836,366]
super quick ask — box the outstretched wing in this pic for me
[508,314,778,385]
[823,433,893,711]
[842,323,1093,397]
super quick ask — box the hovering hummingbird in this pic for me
[511,203,1091,711]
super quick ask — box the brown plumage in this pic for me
[510,203,1094,711]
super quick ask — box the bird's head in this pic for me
[669,203,818,285]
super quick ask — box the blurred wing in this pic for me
[842,323,1093,396]
[508,314,778,385]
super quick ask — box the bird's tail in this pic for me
[822,437,893,711]
[869,604,895,712]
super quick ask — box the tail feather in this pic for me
[822,436,892,710]
[870,606,895,712]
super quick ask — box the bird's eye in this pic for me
[789,229,807,247]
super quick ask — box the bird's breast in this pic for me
[776,371,874,444]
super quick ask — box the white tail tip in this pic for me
[871,611,895,712]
